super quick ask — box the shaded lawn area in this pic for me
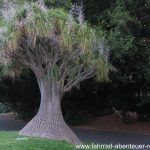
[0,131,130,150]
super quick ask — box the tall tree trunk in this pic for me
[19,79,81,144]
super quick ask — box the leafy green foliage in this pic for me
[1,1,109,90]
[105,0,150,109]
[45,0,71,8]
[0,103,11,113]
[72,0,150,114]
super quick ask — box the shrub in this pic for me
[0,103,11,113]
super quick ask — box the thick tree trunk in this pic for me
[19,80,81,144]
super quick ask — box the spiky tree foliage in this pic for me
[0,1,109,144]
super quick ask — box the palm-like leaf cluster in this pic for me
[0,0,109,91]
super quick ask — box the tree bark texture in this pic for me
[19,79,81,144]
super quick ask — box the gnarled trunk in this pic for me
[19,80,81,144]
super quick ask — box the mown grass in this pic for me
[0,131,130,150]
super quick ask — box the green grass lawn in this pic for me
[0,131,130,150]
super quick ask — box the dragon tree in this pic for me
[0,1,109,144]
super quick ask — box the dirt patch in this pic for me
[77,115,150,135]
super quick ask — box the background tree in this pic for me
[0,1,109,144]
[99,0,150,113]
[72,0,150,116]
